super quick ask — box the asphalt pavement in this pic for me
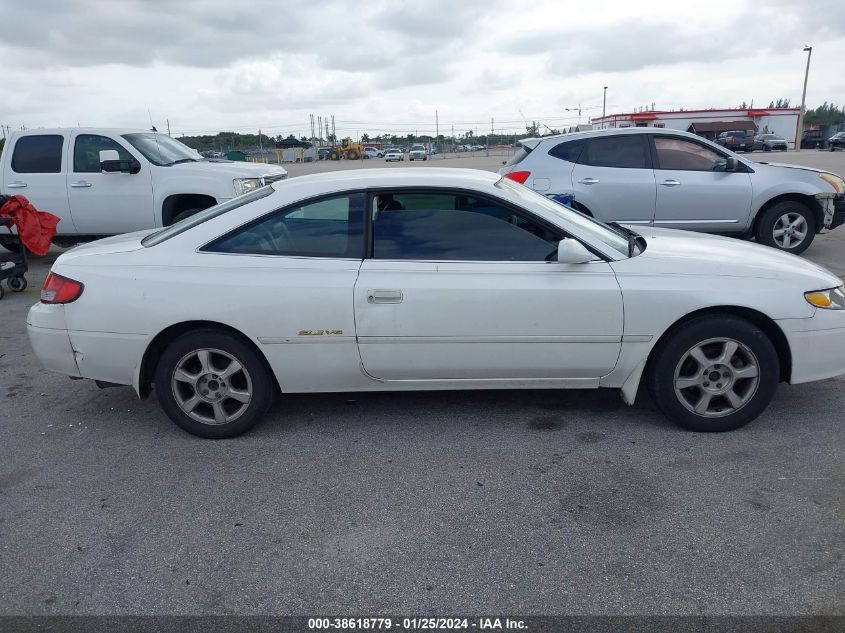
[0,152,843,617]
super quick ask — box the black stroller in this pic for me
[0,194,29,301]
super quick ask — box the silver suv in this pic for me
[500,128,845,253]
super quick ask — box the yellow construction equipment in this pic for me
[328,137,364,160]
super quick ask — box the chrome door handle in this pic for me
[578,177,599,185]
[71,181,92,188]
[659,179,681,187]
[367,289,403,304]
[6,181,27,188]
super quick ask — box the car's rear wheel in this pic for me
[154,330,275,438]
[647,315,779,432]
[754,201,815,254]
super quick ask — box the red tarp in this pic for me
[0,195,60,256]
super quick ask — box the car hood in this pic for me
[169,161,287,178]
[751,161,825,175]
[626,225,841,286]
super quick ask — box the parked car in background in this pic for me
[28,168,845,438]
[384,148,404,162]
[829,132,845,151]
[752,134,788,152]
[409,145,428,161]
[363,147,384,159]
[499,128,845,254]
[0,128,286,251]
[715,130,755,152]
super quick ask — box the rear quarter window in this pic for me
[548,140,584,163]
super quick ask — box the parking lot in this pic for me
[1,151,844,616]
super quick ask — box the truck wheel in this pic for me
[647,315,779,432]
[754,201,815,254]
[172,208,203,224]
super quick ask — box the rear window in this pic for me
[11,135,64,173]
[503,145,531,167]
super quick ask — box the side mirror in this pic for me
[557,238,594,264]
[725,156,737,172]
[100,149,140,174]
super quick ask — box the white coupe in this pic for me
[28,169,845,438]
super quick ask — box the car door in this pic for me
[354,190,623,382]
[67,132,155,234]
[570,134,656,225]
[199,191,366,392]
[650,135,753,232]
[5,133,74,232]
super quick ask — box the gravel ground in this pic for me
[0,151,843,618]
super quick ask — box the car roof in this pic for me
[13,127,150,135]
[518,125,737,149]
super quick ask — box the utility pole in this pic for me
[602,87,608,129]
[435,110,439,158]
[488,118,493,156]
[795,45,812,151]
[166,119,171,136]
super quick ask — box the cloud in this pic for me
[0,0,843,136]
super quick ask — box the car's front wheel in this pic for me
[647,315,779,432]
[754,201,816,253]
[154,329,276,438]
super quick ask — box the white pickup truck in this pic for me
[0,128,287,250]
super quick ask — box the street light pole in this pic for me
[602,86,608,129]
[795,45,812,151]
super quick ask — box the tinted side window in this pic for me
[581,136,647,168]
[11,135,64,173]
[654,137,725,171]
[372,192,561,261]
[74,134,133,172]
[548,140,584,163]
[206,193,365,258]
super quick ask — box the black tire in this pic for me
[154,329,276,438]
[754,200,816,254]
[647,315,779,432]
[171,207,204,224]
[7,276,26,292]
[0,284,4,300]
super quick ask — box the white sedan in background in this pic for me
[384,148,404,162]
[28,169,845,438]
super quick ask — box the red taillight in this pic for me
[41,273,84,304]
[504,170,531,184]
[728,137,735,144]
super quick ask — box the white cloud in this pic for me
[0,0,843,137]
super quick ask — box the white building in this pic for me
[590,107,800,144]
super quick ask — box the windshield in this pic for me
[495,178,632,257]
[141,186,273,247]
[123,133,202,166]
[411,145,425,151]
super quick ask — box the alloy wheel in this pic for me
[673,337,760,418]
[772,212,808,249]
[170,348,253,425]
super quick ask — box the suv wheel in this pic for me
[154,329,276,438]
[647,315,779,432]
[754,201,816,254]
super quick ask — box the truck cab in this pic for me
[0,128,286,247]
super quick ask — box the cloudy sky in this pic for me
[1,0,844,139]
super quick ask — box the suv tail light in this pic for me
[504,170,531,184]
[728,137,735,145]
[41,273,84,304]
